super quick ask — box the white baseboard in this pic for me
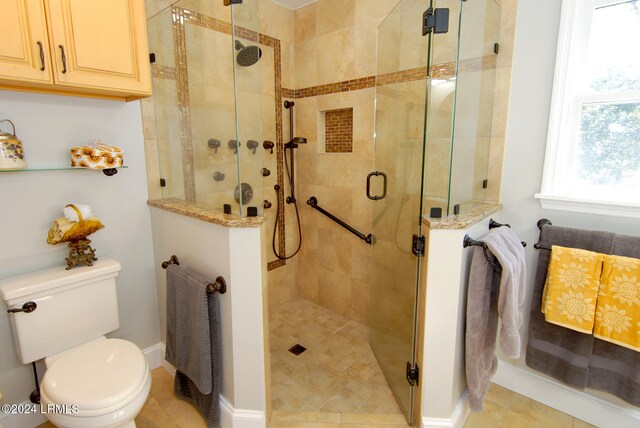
[220,396,266,428]
[143,342,165,370]
[152,343,266,428]
[422,392,471,428]
[492,361,640,428]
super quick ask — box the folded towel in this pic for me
[526,224,615,389]
[165,264,221,426]
[465,246,500,412]
[593,254,640,352]
[165,264,213,395]
[587,234,640,406]
[63,204,93,222]
[480,226,527,358]
[542,245,603,334]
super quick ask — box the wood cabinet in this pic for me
[0,0,151,101]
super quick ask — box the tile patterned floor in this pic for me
[465,382,596,428]
[36,297,597,428]
[269,297,402,415]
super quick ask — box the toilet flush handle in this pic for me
[7,301,37,314]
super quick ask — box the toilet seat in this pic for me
[41,338,150,426]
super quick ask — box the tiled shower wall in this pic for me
[288,0,517,324]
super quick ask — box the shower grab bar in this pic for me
[307,196,372,245]
[162,255,227,294]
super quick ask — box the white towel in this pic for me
[63,204,93,222]
[481,226,527,358]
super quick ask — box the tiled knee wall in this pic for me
[325,108,353,153]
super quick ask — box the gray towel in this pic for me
[165,264,221,427]
[481,226,527,358]
[526,224,615,388]
[466,246,501,412]
[587,233,640,406]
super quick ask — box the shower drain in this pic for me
[288,344,307,356]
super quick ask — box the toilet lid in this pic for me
[42,338,148,411]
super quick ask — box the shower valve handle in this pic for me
[228,139,239,154]
[247,140,259,154]
[263,140,274,154]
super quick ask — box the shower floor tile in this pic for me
[269,297,403,415]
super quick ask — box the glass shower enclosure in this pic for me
[369,0,501,423]
[146,0,266,217]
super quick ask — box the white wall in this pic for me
[497,0,640,421]
[0,91,160,413]
[150,208,267,426]
[421,219,490,428]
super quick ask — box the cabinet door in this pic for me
[45,0,151,96]
[0,0,53,84]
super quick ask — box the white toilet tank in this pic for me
[0,259,121,364]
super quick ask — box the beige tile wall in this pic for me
[291,0,398,324]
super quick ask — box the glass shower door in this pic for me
[369,0,433,423]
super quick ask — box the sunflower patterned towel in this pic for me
[542,245,604,333]
[593,254,640,352]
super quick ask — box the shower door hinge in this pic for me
[406,362,420,386]
[149,53,156,63]
[423,7,449,36]
[412,234,425,257]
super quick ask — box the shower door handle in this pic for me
[366,171,387,201]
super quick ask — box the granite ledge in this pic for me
[423,202,501,230]
[148,198,265,228]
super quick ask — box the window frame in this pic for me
[536,0,640,218]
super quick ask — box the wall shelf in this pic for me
[0,166,128,176]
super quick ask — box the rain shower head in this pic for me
[235,40,262,67]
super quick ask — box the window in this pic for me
[537,0,640,217]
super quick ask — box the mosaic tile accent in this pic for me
[172,7,196,202]
[151,64,177,80]
[324,108,353,153]
[270,297,403,414]
[268,259,286,270]
[282,55,498,99]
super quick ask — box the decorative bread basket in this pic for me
[47,204,104,270]
[70,140,123,169]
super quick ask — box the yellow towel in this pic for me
[594,254,640,352]
[542,245,604,333]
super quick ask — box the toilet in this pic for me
[0,259,151,428]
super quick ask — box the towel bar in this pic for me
[534,219,552,251]
[162,255,227,294]
[463,219,527,271]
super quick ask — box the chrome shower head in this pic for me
[235,40,262,67]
